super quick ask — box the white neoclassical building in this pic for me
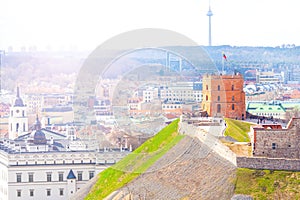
[0,89,130,200]
[0,128,129,200]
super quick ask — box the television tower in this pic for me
[207,1,213,46]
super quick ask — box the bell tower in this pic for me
[8,87,28,139]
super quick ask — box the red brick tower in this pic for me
[202,73,246,119]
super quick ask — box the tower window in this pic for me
[206,95,208,101]
[272,143,276,149]
[217,85,220,91]
[217,96,220,101]
[217,104,221,113]
[232,96,235,101]
[206,85,208,90]
[232,104,235,110]
[231,85,234,90]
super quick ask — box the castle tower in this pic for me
[202,73,246,119]
[67,169,77,198]
[8,87,28,139]
[207,1,213,46]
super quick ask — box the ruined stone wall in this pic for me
[237,156,300,171]
[254,126,300,159]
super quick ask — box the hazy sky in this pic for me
[1,0,299,51]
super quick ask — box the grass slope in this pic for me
[224,118,252,142]
[85,119,184,200]
[235,168,300,199]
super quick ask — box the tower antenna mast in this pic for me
[207,0,213,46]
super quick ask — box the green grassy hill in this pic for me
[224,118,253,142]
[235,168,300,199]
[85,119,184,200]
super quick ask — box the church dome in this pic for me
[31,130,47,145]
[29,114,46,144]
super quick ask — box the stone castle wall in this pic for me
[237,156,300,171]
[253,118,300,159]
[179,120,237,166]
[254,128,300,159]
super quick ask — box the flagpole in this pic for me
[222,52,227,74]
[222,56,224,74]
[222,51,225,74]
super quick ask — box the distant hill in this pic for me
[2,46,300,90]
[1,51,86,90]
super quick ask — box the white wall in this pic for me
[7,163,107,200]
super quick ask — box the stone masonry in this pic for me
[237,117,300,171]
[253,117,300,159]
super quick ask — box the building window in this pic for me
[16,173,22,183]
[232,96,235,101]
[272,143,276,149]
[29,189,34,197]
[206,85,208,90]
[217,85,220,91]
[59,173,64,181]
[206,95,208,101]
[47,173,52,182]
[16,123,19,132]
[59,188,64,196]
[89,171,95,179]
[232,104,235,110]
[217,96,220,101]
[217,104,221,113]
[77,172,83,181]
[17,190,21,197]
[231,85,234,91]
[28,173,33,182]
[46,189,51,196]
